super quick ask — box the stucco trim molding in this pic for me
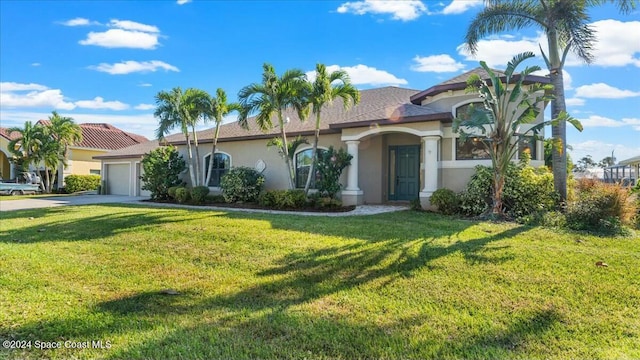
[340,126,443,142]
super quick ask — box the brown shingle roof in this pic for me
[93,140,161,159]
[410,67,550,104]
[163,86,451,145]
[32,120,148,150]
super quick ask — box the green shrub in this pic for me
[521,211,567,228]
[65,175,101,193]
[430,189,459,215]
[566,180,636,235]
[167,186,180,200]
[409,198,422,211]
[220,167,265,203]
[259,189,307,209]
[140,146,186,200]
[174,187,191,204]
[315,197,342,209]
[205,194,226,203]
[459,163,558,219]
[316,146,352,198]
[190,186,210,204]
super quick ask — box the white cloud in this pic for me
[135,103,155,110]
[577,115,640,131]
[565,98,585,107]
[177,0,191,4]
[305,64,407,86]
[574,83,640,99]
[336,0,428,21]
[570,140,640,164]
[59,17,98,26]
[565,20,640,67]
[456,35,544,68]
[31,63,41,67]
[0,83,76,110]
[109,19,159,33]
[411,54,465,73]
[0,83,130,111]
[74,97,129,110]
[441,0,482,15]
[79,29,160,49]
[138,83,153,87]
[0,111,158,139]
[90,60,179,75]
[0,82,48,92]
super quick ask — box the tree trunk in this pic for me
[185,133,196,186]
[303,113,322,195]
[43,168,51,193]
[547,28,568,204]
[192,127,201,186]
[205,122,221,187]
[279,113,294,189]
[492,171,505,216]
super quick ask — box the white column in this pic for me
[345,140,360,191]
[420,136,440,208]
[341,140,363,206]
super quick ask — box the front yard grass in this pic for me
[0,204,638,359]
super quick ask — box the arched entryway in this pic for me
[0,150,12,180]
[340,125,442,206]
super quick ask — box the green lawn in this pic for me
[0,193,71,201]
[0,205,638,359]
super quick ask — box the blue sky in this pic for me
[1,0,638,163]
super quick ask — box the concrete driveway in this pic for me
[0,195,148,212]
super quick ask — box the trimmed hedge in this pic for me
[190,186,210,204]
[259,190,307,209]
[65,175,101,193]
[220,167,265,203]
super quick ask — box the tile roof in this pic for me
[163,86,451,144]
[0,127,21,141]
[32,120,148,150]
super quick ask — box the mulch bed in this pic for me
[142,199,356,213]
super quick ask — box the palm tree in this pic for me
[303,63,360,195]
[464,0,636,203]
[203,88,241,186]
[453,52,581,217]
[155,87,210,186]
[42,111,82,192]
[238,63,309,189]
[7,121,45,182]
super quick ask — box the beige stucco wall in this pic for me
[67,148,105,175]
[175,133,347,191]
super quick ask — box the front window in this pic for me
[296,149,325,189]
[455,102,482,121]
[518,136,537,160]
[204,153,230,187]
[456,137,490,160]
[90,169,101,175]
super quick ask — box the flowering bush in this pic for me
[316,146,352,198]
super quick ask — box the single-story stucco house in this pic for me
[95,68,548,206]
[0,122,147,185]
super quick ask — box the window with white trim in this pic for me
[295,148,326,189]
[204,153,230,187]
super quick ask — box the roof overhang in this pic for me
[329,113,452,129]
[619,155,640,166]
[410,74,551,105]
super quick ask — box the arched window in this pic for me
[295,148,326,189]
[454,102,491,160]
[203,153,230,187]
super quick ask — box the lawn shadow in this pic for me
[0,204,213,243]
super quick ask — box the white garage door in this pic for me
[106,164,130,195]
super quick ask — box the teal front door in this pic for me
[389,145,420,201]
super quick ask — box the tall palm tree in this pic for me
[464,0,636,203]
[238,63,309,189]
[42,111,82,192]
[7,121,45,181]
[203,88,241,186]
[155,87,210,186]
[303,63,360,195]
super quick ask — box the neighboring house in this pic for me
[96,68,548,206]
[0,122,147,186]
